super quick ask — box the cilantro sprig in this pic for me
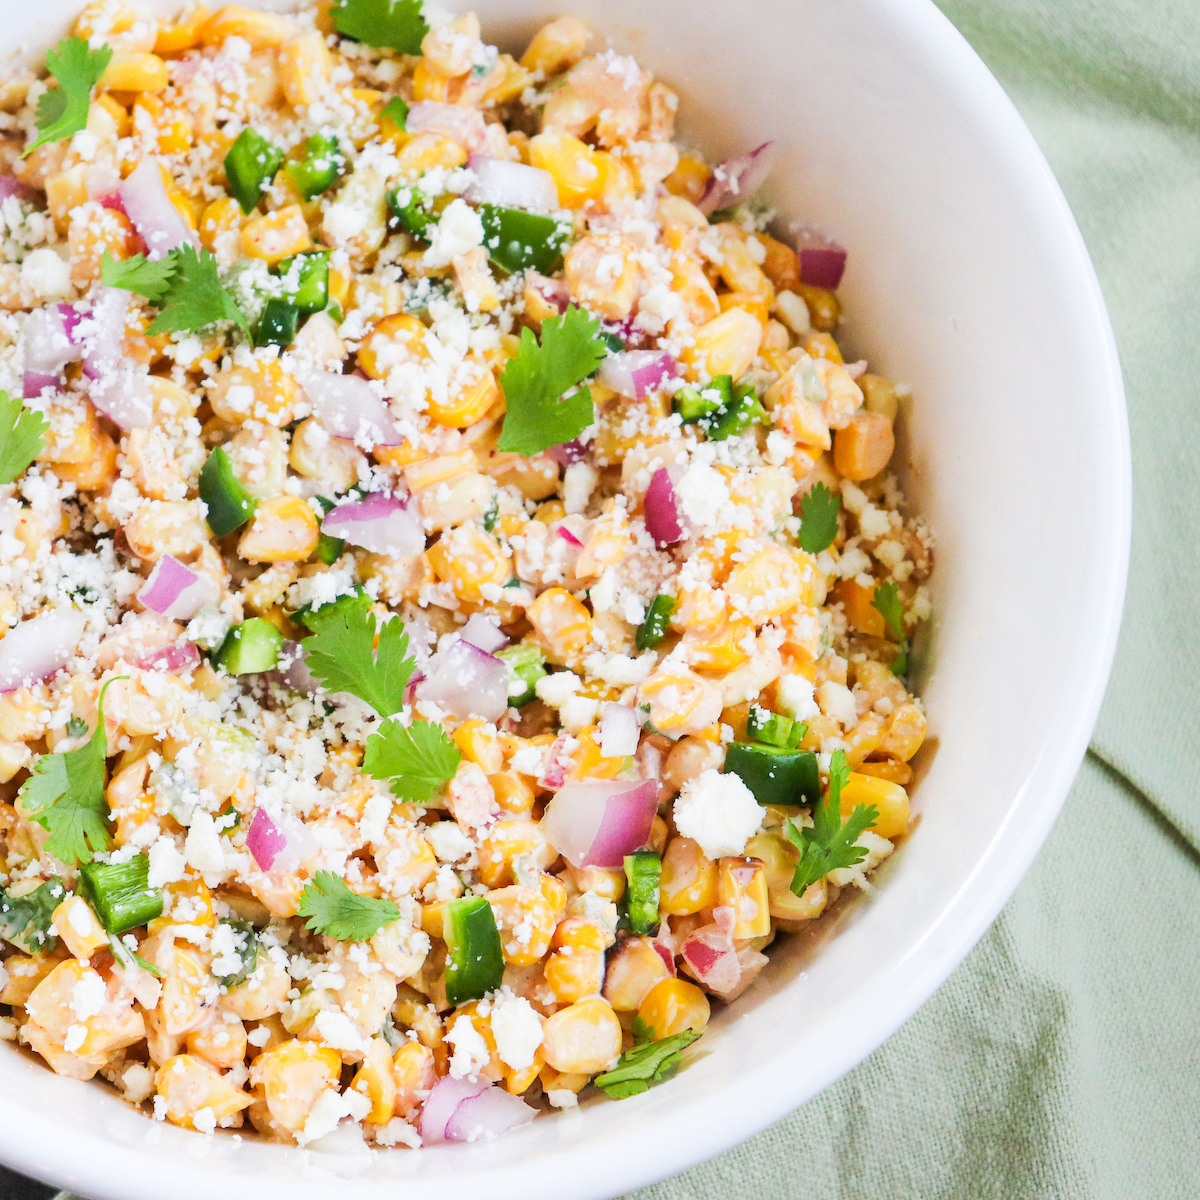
[797,482,841,554]
[0,878,65,951]
[298,870,400,941]
[785,748,878,896]
[594,1030,702,1100]
[300,600,416,718]
[331,0,429,53]
[497,304,608,456]
[0,391,49,484]
[18,678,124,867]
[101,246,248,335]
[364,718,460,802]
[871,580,909,675]
[26,37,112,156]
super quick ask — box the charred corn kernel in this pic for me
[564,235,639,320]
[603,937,671,1011]
[717,856,771,938]
[541,998,621,1074]
[52,895,108,961]
[201,5,296,48]
[481,54,534,106]
[520,16,590,73]
[683,308,764,381]
[427,524,511,602]
[100,51,169,93]
[758,234,800,292]
[637,977,710,1040]
[279,29,331,107]
[638,666,723,737]
[659,836,718,915]
[241,204,312,263]
[859,373,900,420]
[237,496,320,563]
[350,1036,396,1124]
[723,544,806,625]
[249,1039,341,1134]
[528,132,606,209]
[453,719,504,774]
[154,6,211,53]
[392,1040,436,1119]
[664,153,711,204]
[223,954,291,1021]
[840,772,910,840]
[878,701,927,762]
[795,283,842,333]
[528,587,592,661]
[429,368,500,427]
[155,1055,251,1129]
[476,820,554,889]
[122,499,207,559]
[487,885,555,966]
[208,358,299,427]
[834,413,895,482]
[403,448,475,491]
[198,195,243,251]
[186,1013,248,1071]
[489,770,536,816]
[683,616,755,670]
[395,131,467,178]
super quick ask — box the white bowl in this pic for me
[0,0,1129,1197]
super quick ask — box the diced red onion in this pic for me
[246,809,314,874]
[0,608,87,693]
[23,371,58,398]
[547,439,586,467]
[790,225,848,289]
[119,158,198,259]
[525,272,568,316]
[137,555,220,621]
[445,1084,536,1142]
[460,613,507,654]
[651,936,676,976]
[419,1076,488,1145]
[538,735,570,790]
[845,359,867,380]
[680,922,768,1000]
[598,702,641,759]
[419,638,509,722]
[406,102,488,153]
[635,738,665,783]
[554,522,584,549]
[643,466,685,548]
[89,371,155,431]
[79,289,155,430]
[598,350,678,401]
[135,642,201,673]
[85,163,123,205]
[23,304,83,375]
[697,141,776,216]
[541,778,659,869]
[321,493,424,557]
[301,370,403,447]
[0,176,35,204]
[279,641,320,693]
[463,154,558,213]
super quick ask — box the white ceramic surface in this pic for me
[0,1,1130,1197]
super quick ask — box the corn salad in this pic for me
[0,0,933,1148]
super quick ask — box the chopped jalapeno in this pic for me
[255,296,299,349]
[478,204,572,274]
[283,132,344,201]
[199,446,256,537]
[636,593,676,650]
[224,127,284,213]
[379,95,409,137]
[707,380,768,441]
[497,642,546,707]
[275,250,330,315]
[443,895,504,1006]
[80,854,163,935]
[723,741,821,808]
[312,497,344,565]
[217,618,284,675]
[624,850,661,936]
[387,184,436,238]
[746,704,805,749]
[676,374,731,424]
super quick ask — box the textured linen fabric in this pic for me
[627,0,1200,1196]
[2,2,1194,1199]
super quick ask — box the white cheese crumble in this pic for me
[489,991,543,1070]
[776,674,820,722]
[673,768,762,859]
[423,198,484,268]
[446,1013,491,1079]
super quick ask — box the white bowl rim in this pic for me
[0,0,1130,1196]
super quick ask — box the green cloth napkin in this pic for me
[629,0,1200,1196]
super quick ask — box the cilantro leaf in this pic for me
[301,603,416,717]
[363,718,461,802]
[0,391,49,484]
[213,917,259,988]
[785,748,878,895]
[146,245,248,336]
[0,877,65,951]
[497,304,607,456]
[332,0,429,53]
[100,249,176,304]
[797,481,841,554]
[26,37,112,156]
[298,870,400,941]
[594,1030,702,1100]
[18,678,124,867]
[870,580,909,675]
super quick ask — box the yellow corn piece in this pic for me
[278,29,331,108]
[200,5,296,48]
[831,578,886,638]
[878,701,927,762]
[208,358,299,427]
[528,132,606,209]
[541,998,622,1075]
[240,205,312,264]
[100,51,169,93]
[637,977,710,1040]
[723,544,804,625]
[237,496,319,563]
[664,153,711,204]
[453,719,505,774]
[840,771,910,840]
[527,587,593,661]
[682,308,764,381]
[154,6,211,53]
[564,234,639,320]
[569,726,625,780]
[403,448,475,492]
[520,16,590,74]
[52,895,108,961]
[659,836,718,915]
[716,856,771,938]
[476,820,553,889]
[426,524,511,603]
[603,937,671,1011]
[683,615,755,670]
[429,368,500,428]
[395,131,467,179]
[487,884,556,966]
